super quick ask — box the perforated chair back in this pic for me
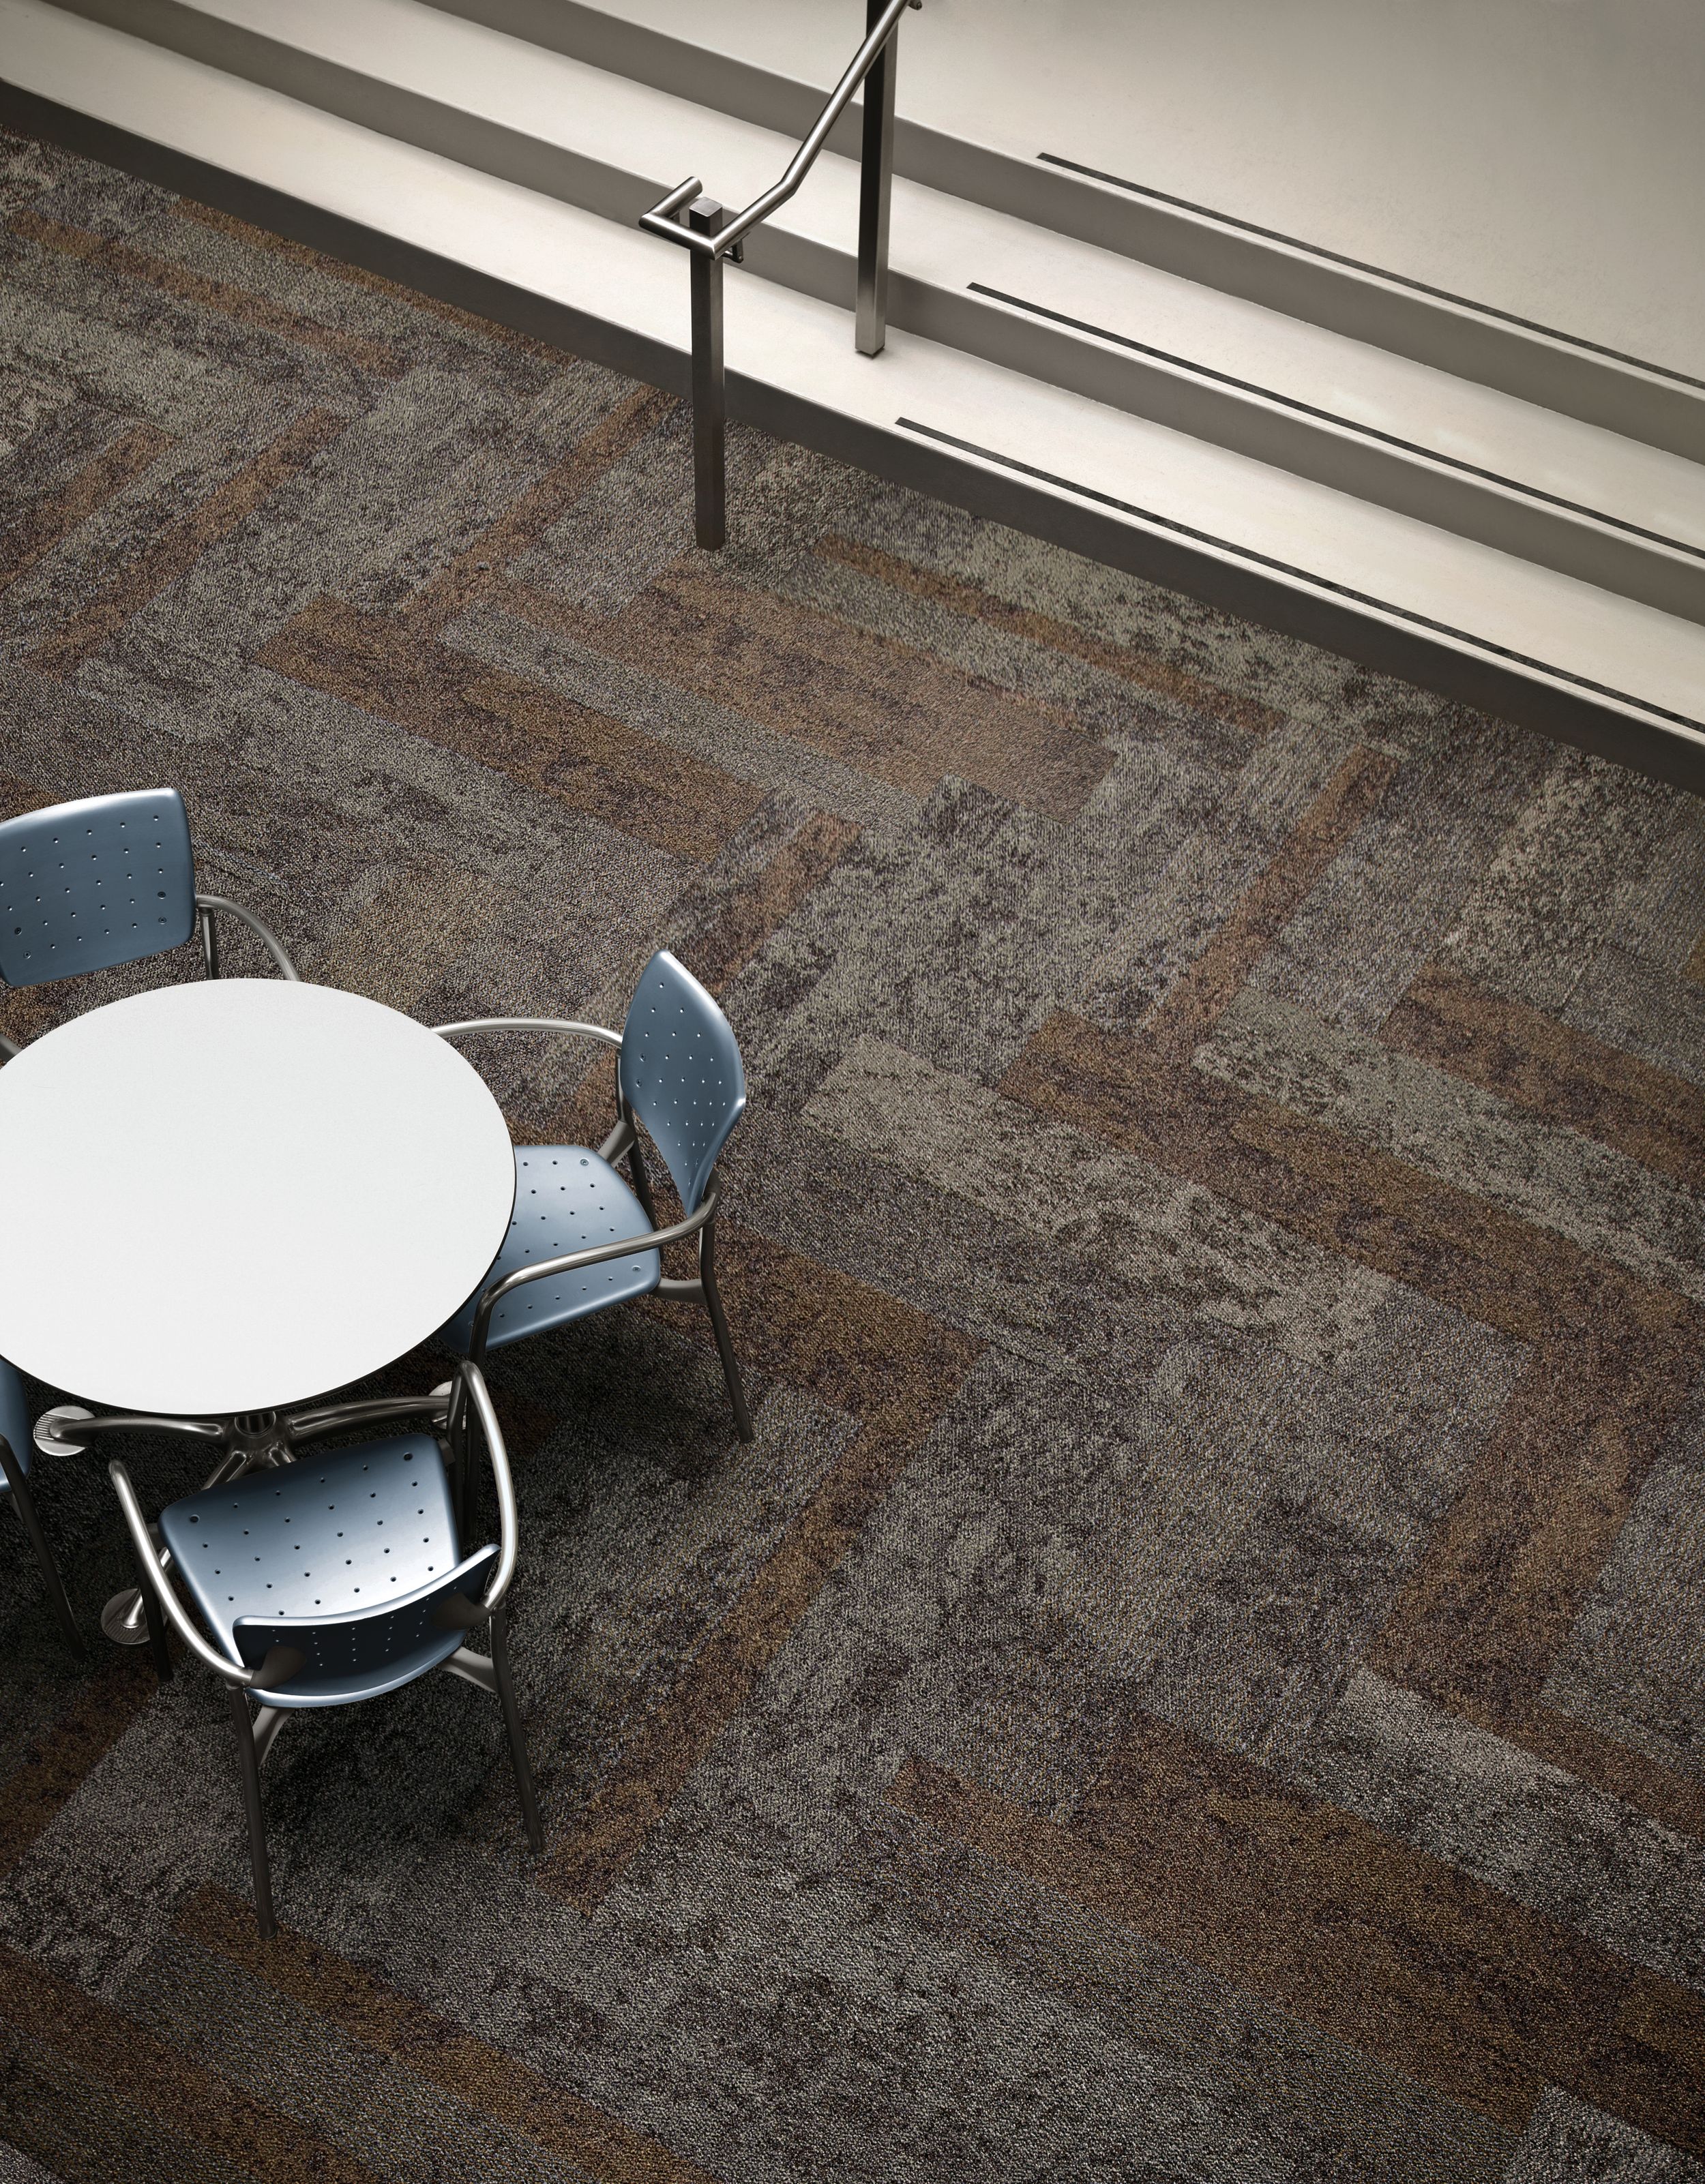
[617,950,745,1213]
[158,1431,497,1707]
[0,1358,30,1491]
[233,1544,496,1703]
[0,788,196,988]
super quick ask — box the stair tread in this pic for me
[5,0,1703,746]
[545,0,1705,386]
[108,0,1705,554]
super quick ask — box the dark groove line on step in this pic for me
[894,417,1705,740]
[968,284,1705,565]
[1036,153,1705,395]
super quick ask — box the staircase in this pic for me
[5,0,1705,788]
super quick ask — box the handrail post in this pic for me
[640,0,921,545]
[855,0,898,356]
[687,194,729,549]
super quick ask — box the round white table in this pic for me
[0,978,516,1413]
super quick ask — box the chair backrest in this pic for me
[617,950,746,1214]
[0,789,196,988]
[0,1358,29,1486]
[233,1543,497,1687]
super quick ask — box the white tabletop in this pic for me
[0,979,516,1415]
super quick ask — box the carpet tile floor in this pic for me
[1,123,1703,2183]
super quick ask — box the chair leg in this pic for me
[226,1688,277,1939]
[133,1536,173,1683]
[455,1396,478,1549]
[0,1446,88,1660]
[488,1608,543,1854]
[625,1124,660,1227]
[454,1441,472,1550]
[699,1220,754,1442]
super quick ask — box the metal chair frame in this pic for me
[0,790,299,1061]
[434,1011,754,1442]
[0,1398,87,1660]
[101,1360,540,1939]
[192,893,299,985]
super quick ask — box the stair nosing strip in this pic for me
[1035,152,1705,398]
[967,284,1705,566]
[893,415,1705,740]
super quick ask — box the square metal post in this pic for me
[687,194,728,550]
[856,0,898,355]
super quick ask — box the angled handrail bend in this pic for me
[640,0,918,263]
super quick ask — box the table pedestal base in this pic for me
[101,1586,152,1646]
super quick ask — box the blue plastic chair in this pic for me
[0,1358,86,1657]
[435,949,754,1441]
[107,1360,541,1938]
[0,788,298,1056]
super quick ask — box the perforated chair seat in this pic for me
[0,1359,31,1493]
[158,1435,486,1708]
[439,1145,660,1356]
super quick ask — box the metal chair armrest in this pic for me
[432,1016,621,1049]
[106,1460,288,1688]
[194,895,300,981]
[436,1018,633,1171]
[456,1362,518,1613]
[0,1028,18,1061]
[469,1188,718,1362]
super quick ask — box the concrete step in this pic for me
[424,0,1705,464]
[3,0,1704,790]
[31,0,1705,629]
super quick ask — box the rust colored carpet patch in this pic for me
[505,562,1114,819]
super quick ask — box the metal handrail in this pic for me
[639,0,917,264]
[639,0,921,549]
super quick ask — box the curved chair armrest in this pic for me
[194,895,300,981]
[432,1015,622,1049]
[469,1186,719,1362]
[106,1460,301,1691]
[434,1017,637,1170]
[456,1361,519,1613]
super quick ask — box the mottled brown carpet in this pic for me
[2,121,1704,2184]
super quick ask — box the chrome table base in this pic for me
[101,1584,153,1647]
[30,1407,160,1645]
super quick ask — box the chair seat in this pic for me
[160,1434,469,1708]
[439,1146,661,1355]
[0,1359,31,1491]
